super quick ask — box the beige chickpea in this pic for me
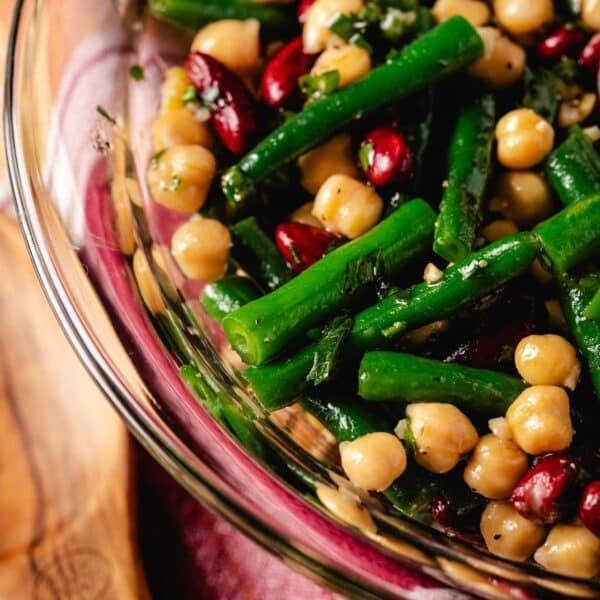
[488,416,512,440]
[147,145,216,214]
[403,320,449,345]
[298,133,360,195]
[310,44,371,88]
[464,434,529,499]
[161,67,192,113]
[558,93,597,128]
[423,262,444,284]
[432,0,490,25]
[535,524,600,578]
[406,403,478,474]
[191,19,261,76]
[582,0,600,31]
[315,483,377,533]
[481,501,546,561]
[489,171,553,226]
[506,386,574,455]
[171,218,232,281]
[495,109,555,169]
[468,28,526,89]
[151,109,214,152]
[312,174,383,238]
[481,219,519,242]
[339,432,407,491]
[514,334,581,389]
[291,202,324,228]
[133,249,166,315]
[303,0,364,54]
[493,0,553,35]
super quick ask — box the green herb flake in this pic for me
[96,105,117,125]
[299,70,340,104]
[169,174,182,191]
[343,249,385,296]
[129,64,145,81]
[359,141,374,173]
[150,149,166,168]
[307,314,353,385]
[523,67,559,123]
[182,85,198,105]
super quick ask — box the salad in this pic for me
[135,0,600,582]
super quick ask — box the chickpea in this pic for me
[481,501,546,561]
[534,524,600,578]
[488,416,512,440]
[489,171,553,226]
[191,19,261,76]
[160,67,192,112]
[423,262,444,284]
[468,27,526,88]
[530,258,554,285]
[315,483,377,533]
[481,219,519,242]
[545,299,568,332]
[406,403,478,474]
[312,174,383,238]
[298,133,360,195]
[495,109,555,169]
[493,0,553,35]
[514,334,581,389]
[291,202,324,228]
[582,0,600,31]
[558,93,597,128]
[171,218,232,281]
[339,432,407,491]
[403,320,449,345]
[303,0,364,54]
[310,44,371,88]
[463,434,529,499]
[133,249,166,315]
[151,109,214,152]
[147,145,216,214]
[432,0,490,25]
[506,386,574,455]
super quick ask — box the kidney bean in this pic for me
[580,481,600,537]
[261,37,316,108]
[185,51,258,155]
[431,492,485,545]
[359,126,414,187]
[510,453,582,525]
[298,0,316,23]
[537,27,586,63]
[579,33,600,73]
[275,222,339,272]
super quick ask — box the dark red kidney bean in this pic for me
[510,453,582,525]
[360,126,414,187]
[537,27,586,62]
[580,481,600,537]
[444,289,542,370]
[185,51,258,155]
[261,37,316,108]
[298,0,316,23]
[431,492,485,545]
[275,222,339,273]
[579,33,600,73]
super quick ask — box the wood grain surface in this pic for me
[0,214,148,599]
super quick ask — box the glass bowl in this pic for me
[5,1,600,597]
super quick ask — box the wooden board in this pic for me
[0,214,148,599]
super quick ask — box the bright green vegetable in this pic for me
[560,273,600,396]
[231,217,292,291]
[223,199,436,366]
[433,93,495,262]
[222,17,484,205]
[545,126,600,207]
[358,351,526,415]
[201,276,262,322]
[245,233,540,410]
[149,0,294,30]
[585,287,600,322]
[523,67,559,124]
[534,193,600,274]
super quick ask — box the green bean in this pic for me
[433,93,495,262]
[534,193,600,274]
[149,0,294,30]
[545,126,600,206]
[245,233,540,410]
[201,276,262,322]
[358,351,525,416]
[560,273,600,397]
[585,287,600,322]
[223,199,436,366]
[230,217,292,291]
[222,17,484,205]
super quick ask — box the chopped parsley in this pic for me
[307,314,353,385]
[129,64,145,81]
[96,105,117,125]
[343,249,385,297]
